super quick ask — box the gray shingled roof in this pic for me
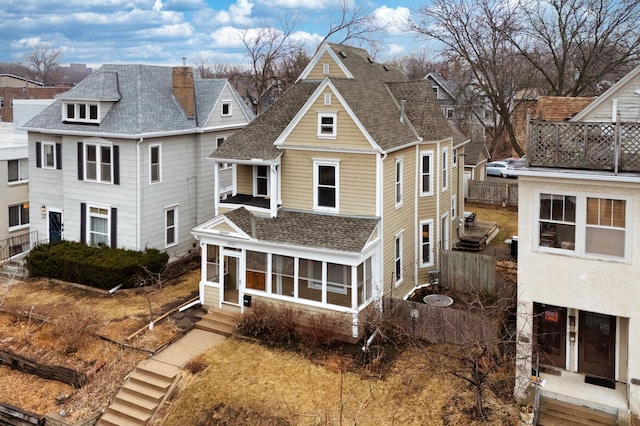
[23,64,247,136]
[224,207,379,253]
[464,138,490,165]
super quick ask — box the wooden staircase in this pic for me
[195,308,240,337]
[537,397,618,426]
[97,359,180,426]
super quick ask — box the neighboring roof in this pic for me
[464,138,490,166]
[535,96,596,121]
[223,207,379,253]
[211,81,320,161]
[22,64,250,137]
[0,74,44,87]
[571,63,640,122]
[0,123,28,160]
[426,72,458,98]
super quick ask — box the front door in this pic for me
[534,303,567,368]
[48,211,63,242]
[579,311,616,379]
[222,252,241,305]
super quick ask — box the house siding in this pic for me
[280,149,377,215]
[576,78,640,122]
[204,85,252,128]
[306,51,349,80]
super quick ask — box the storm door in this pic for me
[533,303,566,368]
[48,211,63,242]
[579,311,616,379]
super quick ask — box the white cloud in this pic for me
[372,6,411,34]
[256,0,328,9]
[137,23,194,38]
[209,0,254,26]
[209,26,246,48]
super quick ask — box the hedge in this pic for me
[25,241,169,290]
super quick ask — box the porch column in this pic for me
[213,163,220,216]
[199,242,207,304]
[269,164,277,218]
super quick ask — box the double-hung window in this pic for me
[420,220,433,267]
[85,143,113,183]
[8,203,29,228]
[451,195,457,220]
[395,158,403,208]
[442,148,448,191]
[538,193,627,260]
[313,159,339,212]
[317,112,337,138]
[150,145,161,183]
[88,206,110,246]
[43,142,56,169]
[394,231,403,284]
[8,159,28,183]
[165,206,178,247]
[420,151,433,196]
[357,257,373,306]
[64,102,99,123]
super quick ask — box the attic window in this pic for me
[339,51,347,58]
[318,112,337,138]
[64,102,99,124]
[323,63,330,74]
[324,94,331,105]
[222,102,232,116]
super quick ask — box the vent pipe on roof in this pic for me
[400,99,406,124]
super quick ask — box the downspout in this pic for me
[376,150,386,312]
[136,137,143,250]
[414,143,419,288]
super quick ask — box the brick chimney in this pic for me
[172,65,195,118]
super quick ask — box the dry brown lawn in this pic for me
[157,339,519,426]
[0,269,200,421]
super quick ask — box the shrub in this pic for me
[26,241,169,290]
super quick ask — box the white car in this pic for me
[487,161,517,178]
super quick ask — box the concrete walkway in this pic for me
[152,328,226,368]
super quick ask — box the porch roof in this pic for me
[223,207,379,253]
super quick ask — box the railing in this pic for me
[0,231,39,264]
[528,120,640,173]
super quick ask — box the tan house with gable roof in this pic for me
[192,43,469,340]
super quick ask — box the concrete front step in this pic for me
[538,397,618,426]
[195,310,239,336]
[97,360,180,426]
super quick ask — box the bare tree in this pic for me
[26,48,62,85]
[392,50,435,80]
[509,0,640,96]
[412,0,533,157]
[315,0,381,51]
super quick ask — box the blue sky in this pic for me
[0,0,429,69]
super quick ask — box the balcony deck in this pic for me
[528,120,640,173]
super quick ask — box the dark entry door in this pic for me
[48,211,62,242]
[579,311,616,379]
[534,303,567,368]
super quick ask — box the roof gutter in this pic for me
[19,123,247,139]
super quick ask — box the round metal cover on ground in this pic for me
[423,294,453,306]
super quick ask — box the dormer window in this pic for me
[64,102,99,123]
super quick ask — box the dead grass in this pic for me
[0,268,200,422]
[467,203,518,251]
[158,339,519,426]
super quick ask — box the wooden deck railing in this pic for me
[527,120,640,173]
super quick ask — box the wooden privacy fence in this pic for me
[383,297,499,346]
[440,250,499,297]
[467,180,518,206]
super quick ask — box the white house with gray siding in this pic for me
[21,64,254,259]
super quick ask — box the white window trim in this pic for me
[394,231,404,286]
[84,142,113,183]
[317,112,337,138]
[322,63,330,74]
[395,157,403,208]
[149,144,161,184]
[451,195,457,220]
[324,93,331,105]
[253,165,270,197]
[63,101,100,124]
[8,158,28,184]
[165,204,179,248]
[442,148,448,191]
[8,202,29,230]
[87,204,110,247]
[420,220,434,267]
[420,150,434,196]
[313,159,340,213]
[221,101,232,116]
[42,141,57,169]
[535,191,629,262]
[452,148,458,167]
